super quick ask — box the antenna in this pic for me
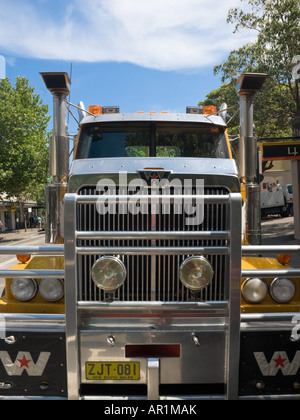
[67,63,73,125]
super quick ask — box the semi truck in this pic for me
[0,72,299,400]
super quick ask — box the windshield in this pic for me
[75,122,229,159]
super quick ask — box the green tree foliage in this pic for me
[200,0,300,139]
[0,77,50,226]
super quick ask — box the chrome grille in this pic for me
[77,186,229,303]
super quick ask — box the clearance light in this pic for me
[277,254,291,265]
[270,278,296,303]
[179,256,214,291]
[242,278,268,304]
[91,256,127,292]
[17,254,31,264]
[203,105,217,115]
[88,105,103,115]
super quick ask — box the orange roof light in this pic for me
[88,105,103,115]
[203,105,217,115]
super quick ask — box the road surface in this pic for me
[261,215,300,267]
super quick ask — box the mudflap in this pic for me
[239,331,300,397]
[0,331,67,398]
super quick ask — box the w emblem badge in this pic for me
[254,351,300,376]
[0,351,50,376]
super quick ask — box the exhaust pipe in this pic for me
[236,73,267,245]
[40,72,71,244]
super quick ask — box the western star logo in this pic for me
[138,170,172,186]
[254,351,300,376]
[0,351,50,376]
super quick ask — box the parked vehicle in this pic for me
[261,183,293,217]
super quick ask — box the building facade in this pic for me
[0,198,42,232]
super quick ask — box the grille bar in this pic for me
[77,246,229,255]
[77,194,230,205]
[77,231,229,240]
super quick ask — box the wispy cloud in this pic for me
[0,0,256,71]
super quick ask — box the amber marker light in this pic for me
[203,105,217,115]
[277,254,291,265]
[88,105,103,115]
[17,255,31,264]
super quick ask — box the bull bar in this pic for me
[0,192,299,400]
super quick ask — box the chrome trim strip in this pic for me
[241,312,299,332]
[0,270,64,278]
[226,193,242,400]
[77,194,230,205]
[243,245,300,255]
[76,230,229,240]
[242,269,300,278]
[0,313,65,332]
[77,246,229,256]
[64,193,80,400]
[0,245,64,255]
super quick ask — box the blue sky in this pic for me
[0,0,255,134]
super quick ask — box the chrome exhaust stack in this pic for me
[40,72,71,244]
[236,73,267,245]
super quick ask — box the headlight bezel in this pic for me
[91,256,127,292]
[270,277,296,304]
[39,278,64,302]
[242,277,268,304]
[10,277,38,302]
[179,256,214,292]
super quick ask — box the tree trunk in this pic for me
[20,201,27,232]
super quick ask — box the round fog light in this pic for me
[270,278,296,303]
[92,256,127,292]
[39,278,64,302]
[179,256,214,292]
[10,278,37,302]
[242,278,268,304]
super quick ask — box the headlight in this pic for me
[270,278,296,303]
[179,256,214,292]
[91,256,127,292]
[242,278,268,304]
[10,278,37,302]
[39,278,64,302]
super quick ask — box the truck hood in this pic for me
[68,157,240,193]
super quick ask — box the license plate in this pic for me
[86,362,140,381]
